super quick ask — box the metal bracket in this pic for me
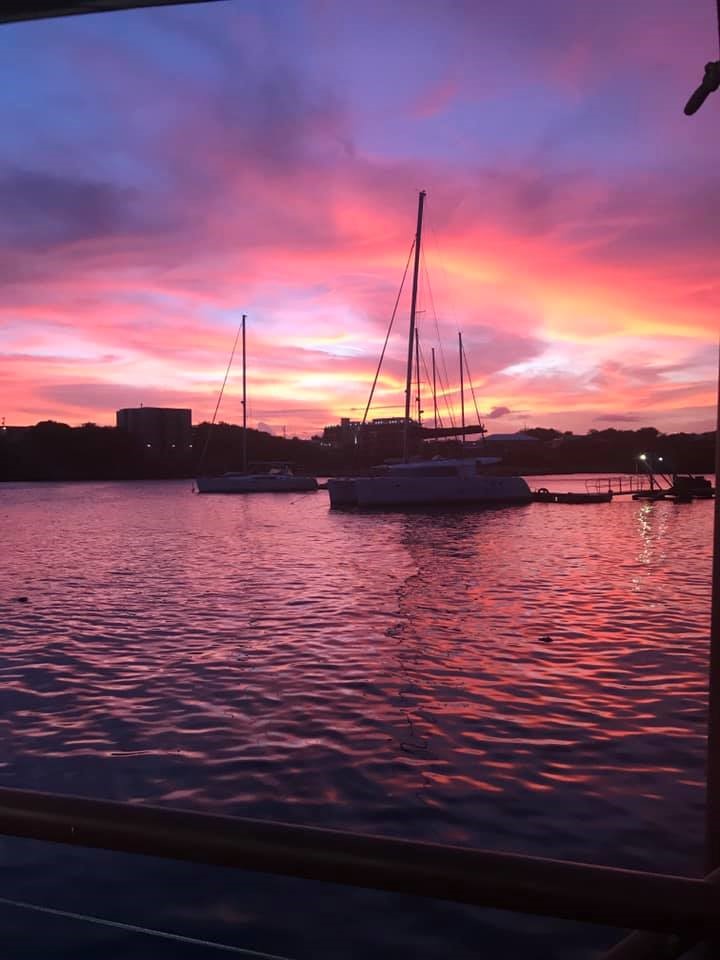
[684,60,720,114]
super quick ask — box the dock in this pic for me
[533,489,613,504]
[584,471,715,502]
[533,472,715,504]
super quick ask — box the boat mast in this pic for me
[403,189,426,461]
[241,313,247,473]
[432,347,438,430]
[459,331,466,447]
[415,328,422,426]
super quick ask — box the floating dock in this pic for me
[586,472,715,502]
[533,475,715,504]
[533,489,613,504]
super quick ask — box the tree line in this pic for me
[0,420,715,481]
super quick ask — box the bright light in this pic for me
[639,454,647,461]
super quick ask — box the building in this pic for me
[319,416,423,457]
[116,407,192,455]
[321,416,360,447]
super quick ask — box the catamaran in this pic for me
[327,191,531,509]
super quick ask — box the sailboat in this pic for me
[195,315,318,494]
[327,191,531,509]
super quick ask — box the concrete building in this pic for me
[319,416,423,457]
[318,415,487,459]
[116,407,192,455]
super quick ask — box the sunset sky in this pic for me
[2,0,719,437]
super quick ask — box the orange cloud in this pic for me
[1,1,718,436]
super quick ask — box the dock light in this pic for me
[639,454,647,461]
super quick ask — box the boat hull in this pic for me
[196,475,318,494]
[327,475,531,508]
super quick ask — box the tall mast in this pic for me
[241,314,247,473]
[432,347,438,430]
[459,331,465,447]
[415,328,422,426]
[403,189,426,461]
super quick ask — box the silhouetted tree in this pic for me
[0,422,715,482]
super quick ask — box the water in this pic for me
[0,478,713,958]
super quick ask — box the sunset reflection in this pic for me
[1,480,712,879]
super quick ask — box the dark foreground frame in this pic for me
[0,784,716,960]
[0,1,218,25]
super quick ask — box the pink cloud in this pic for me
[1,0,718,437]
[411,77,462,119]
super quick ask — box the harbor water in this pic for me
[0,478,713,958]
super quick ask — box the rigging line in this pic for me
[424,206,489,438]
[0,896,293,960]
[211,325,243,428]
[350,402,405,412]
[432,344,458,429]
[417,200,457,429]
[420,249,446,379]
[198,323,243,472]
[362,238,415,425]
[433,362,456,430]
[461,342,485,428]
[420,245,455,429]
[427,352,455,432]
[423,210,471,419]
[421,217,452,360]
[418,341,444,428]
[424,210,462,327]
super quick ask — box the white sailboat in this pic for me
[327,191,531,509]
[196,466,318,494]
[196,315,318,494]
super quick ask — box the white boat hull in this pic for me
[196,475,318,494]
[327,475,531,508]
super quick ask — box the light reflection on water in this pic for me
[0,478,713,958]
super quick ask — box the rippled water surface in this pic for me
[0,479,714,958]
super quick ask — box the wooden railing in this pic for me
[0,784,717,959]
[584,476,653,496]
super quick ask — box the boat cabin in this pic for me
[371,457,502,478]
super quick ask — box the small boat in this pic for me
[671,474,714,499]
[195,315,317,494]
[327,191,531,510]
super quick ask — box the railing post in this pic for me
[600,867,720,960]
[706,340,720,873]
